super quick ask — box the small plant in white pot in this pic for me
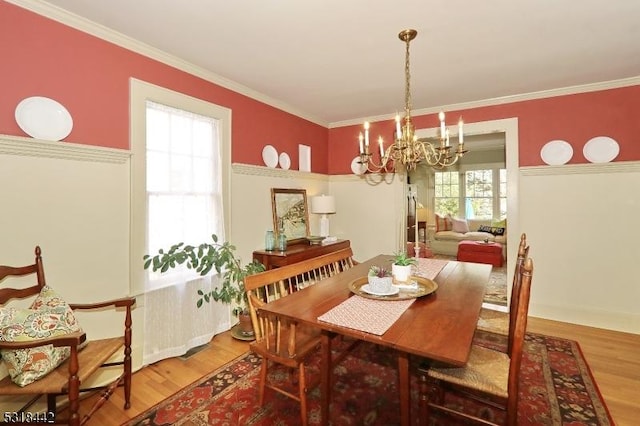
[367,266,393,293]
[391,251,417,283]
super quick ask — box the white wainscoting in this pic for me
[0,134,142,405]
[520,162,640,334]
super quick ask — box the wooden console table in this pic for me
[253,239,350,270]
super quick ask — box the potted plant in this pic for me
[367,265,393,293]
[391,251,417,283]
[143,234,265,336]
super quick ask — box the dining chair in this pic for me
[476,233,529,347]
[418,256,533,426]
[0,246,135,426]
[245,248,358,426]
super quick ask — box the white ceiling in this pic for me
[22,0,640,126]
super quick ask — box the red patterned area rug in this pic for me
[123,332,612,426]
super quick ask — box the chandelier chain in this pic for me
[357,29,467,174]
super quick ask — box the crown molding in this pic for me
[232,163,327,180]
[330,76,640,128]
[520,161,640,176]
[0,134,131,164]
[7,0,328,128]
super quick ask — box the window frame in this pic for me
[433,162,505,220]
[129,79,231,295]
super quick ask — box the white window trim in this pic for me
[129,78,232,296]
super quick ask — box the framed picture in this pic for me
[271,188,310,243]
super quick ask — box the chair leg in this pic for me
[124,346,132,409]
[258,358,268,405]
[298,361,308,426]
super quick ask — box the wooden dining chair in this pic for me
[476,233,529,347]
[0,246,135,426]
[418,256,533,426]
[245,248,357,426]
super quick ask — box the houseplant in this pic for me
[367,265,393,293]
[391,251,417,283]
[143,234,265,335]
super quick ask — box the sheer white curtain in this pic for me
[142,101,229,365]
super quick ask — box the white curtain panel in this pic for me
[142,274,231,366]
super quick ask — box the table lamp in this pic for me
[310,195,336,237]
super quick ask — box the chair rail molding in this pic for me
[520,161,640,176]
[0,134,131,164]
[232,163,327,181]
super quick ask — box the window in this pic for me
[434,167,506,220]
[434,171,460,216]
[129,78,232,296]
[145,101,223,290]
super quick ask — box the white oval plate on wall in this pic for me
[15,96,73,141]
[351,156,366,175]
[540,140,573,165]
[262,145,278,168]
[583,136,619,163]
[279,152,291,170]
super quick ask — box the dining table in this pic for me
[257,254,491,426]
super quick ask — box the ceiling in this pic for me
[24,0,640,126]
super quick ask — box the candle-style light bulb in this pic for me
[358,132,364,154]
[364,121,370,148]
[378,136,384,158]
[458,118,464,146]
[395,114,402,139]
[439,111,446,139]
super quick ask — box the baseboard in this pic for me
[529,302,639,335]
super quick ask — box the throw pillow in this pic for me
[451,217,470,233]
[478,224,492,233]
[491,227,506,236]
[0,286,82,387]
[493,218,507,229]
[435,214,452,232]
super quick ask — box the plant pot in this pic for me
[368,276,393,293]
[392,264,412,283]
[237,312,255,337]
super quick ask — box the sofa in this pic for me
[428,216,507,257]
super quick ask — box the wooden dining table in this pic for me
[257,254,491,426]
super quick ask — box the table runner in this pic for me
[317,258,449,336]
[414,258,448,279]
[318,295,415,336]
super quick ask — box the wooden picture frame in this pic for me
[271,188,310,243]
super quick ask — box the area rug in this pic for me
[124,332,613,426]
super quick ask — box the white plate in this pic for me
[361,284,399,296]
[279,152,291,170]
[540,140,573,165]
[583,136,619,163]
[351,156,366,175]
[262,145,278,168]
[15,96,73,141]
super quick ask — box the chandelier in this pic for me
[358,29,467,173]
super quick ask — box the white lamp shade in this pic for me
[310,195,336,214]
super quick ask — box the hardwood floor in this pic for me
[80,318,640,426]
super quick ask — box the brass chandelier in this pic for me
[358,29,467,173]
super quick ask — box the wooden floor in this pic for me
[79,317,640,426]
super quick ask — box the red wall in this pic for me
[329,86,640,174]
[2,2,638,176]
[0,2,328,173]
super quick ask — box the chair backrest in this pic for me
[0,246,47,304]
[245,247,356,340]
[506,256,533,425]
[507,233,529,354]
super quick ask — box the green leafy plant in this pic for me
[368,265,392,278]
[392,251,417,266]
[143,234,265,316]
